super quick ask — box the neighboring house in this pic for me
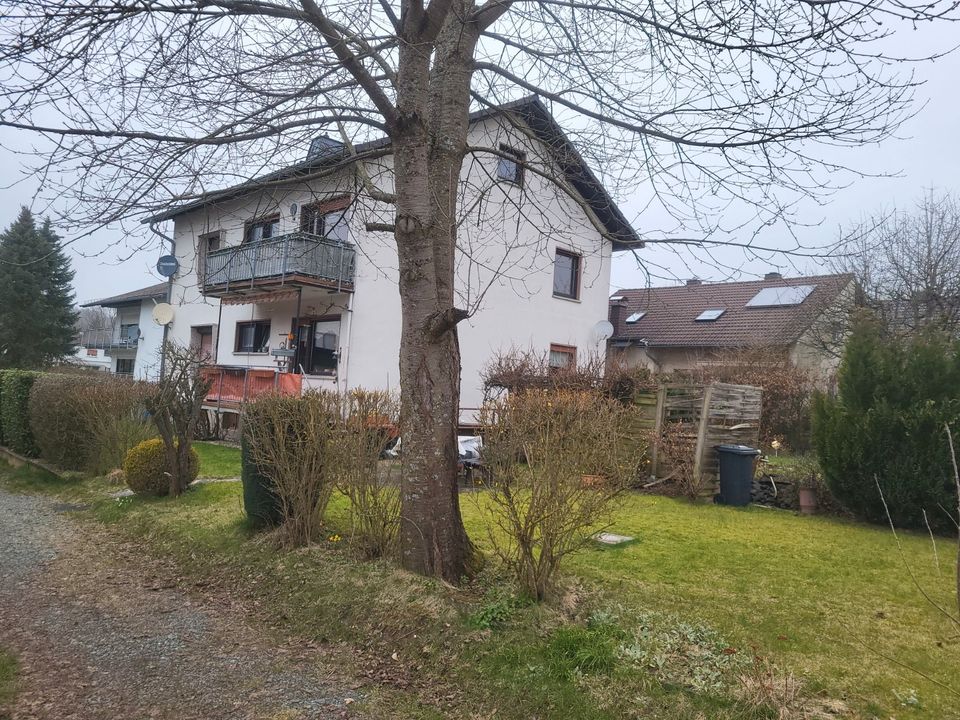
[79,282,168,380]
[146,98,640,425]
[608,272,856,382]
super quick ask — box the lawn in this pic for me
[193,441,243,478]
[3,454,958,719]
[0,648,16,718]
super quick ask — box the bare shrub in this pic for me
[145,343,211,496]
[334,390,402,559]
[243,390,341,547]
[684,347,815,451]
[477,390,642,600]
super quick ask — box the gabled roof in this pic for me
[81,281,168,308]
[610,273,854,348]
[144,97,642,250]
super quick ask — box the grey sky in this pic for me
[0,20,957,305]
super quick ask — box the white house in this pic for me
[147,98,641,426]
[79,282,168,380]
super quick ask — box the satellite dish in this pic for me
[289,202,299,217]
[592,320,614,342]
[152,303,175,326]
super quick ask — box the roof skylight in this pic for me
[695,308,726,322]
[625,312,646,323]
[745,285,816,308]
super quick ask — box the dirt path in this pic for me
[0,487,356,720]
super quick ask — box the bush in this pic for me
[334,390,401,559]
[813,316,960,532]
[243,391,341,546]
[477,390,644,600]
[123,437,199,496]
[28,373,155,472]
[1,370,42,456]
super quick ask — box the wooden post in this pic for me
[650,385,667,479]
[692,383,715,490]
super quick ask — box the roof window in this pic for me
[746,285,816,308]
[695,308,726,321]
[625,312,646,323]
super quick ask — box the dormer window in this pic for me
[497,144,525,186]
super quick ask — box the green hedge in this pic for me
[1,370,42,456]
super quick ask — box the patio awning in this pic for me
[220,289,300,306]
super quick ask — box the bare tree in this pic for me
[0,0,957,581]
[834,191,960,333]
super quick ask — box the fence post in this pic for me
[650,385,667,478]
[692,383,715,492]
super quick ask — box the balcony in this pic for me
[201,366,303,408]
[202,231,356,300]
[78,328,139,351]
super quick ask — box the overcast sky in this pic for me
[0,20,957,306]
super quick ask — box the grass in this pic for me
[3,451,958,719]
[193,441,242,478]
[0,648,16,718]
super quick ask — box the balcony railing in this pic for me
[202,231,356,294]
[201,366,303,407]
[78,329,139,350]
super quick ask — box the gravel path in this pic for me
[0,487,356,720]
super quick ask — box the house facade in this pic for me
[78,282,168,380]
[608,273,856,383]
[149,99,640,424]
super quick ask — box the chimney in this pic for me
[608,295,626,325]
[686,278,702,286]
[764,271,783,281]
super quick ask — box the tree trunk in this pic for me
[392,17,480,582]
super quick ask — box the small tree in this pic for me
[478,390,642,600]
[145,342,211,496]
[813,314,960,532]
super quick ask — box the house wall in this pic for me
[134,298,166,381]
[163,113,616,418]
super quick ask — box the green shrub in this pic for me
[240,433,283,529]
[28,373,155,473]
[813,316,960,533]
[122,437,199,496]
[1,370,42,456]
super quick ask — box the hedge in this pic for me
[1,370,42,456]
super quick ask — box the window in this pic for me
[200,230,222,254]
[294,317,340,376]
[497,144,524,185]
[625,311,646,323]
[301,200,349,243]
[116,358,135,375]
[552,249,581,299]
[235,320,271,353]
[549,344,576,370]
[244,216,280,244]
[695,308,726,321]
[119,324,139,345]
[745,285,816,308]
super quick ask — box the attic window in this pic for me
[625,312,646,323]
[695,309,726,322]
[609,295,625,302]
[746,285,816,308]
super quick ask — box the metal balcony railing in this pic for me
[78,329,139,350]
[202,231,356,291]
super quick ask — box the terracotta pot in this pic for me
[798,487,818,515]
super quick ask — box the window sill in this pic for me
[552,293,581,303]
[233,351,270,356]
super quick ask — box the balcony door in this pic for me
[294,316,340,376]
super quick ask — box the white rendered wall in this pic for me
[135,298,166,381]
[164,114,618,415]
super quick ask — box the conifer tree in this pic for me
[0,207,78,368]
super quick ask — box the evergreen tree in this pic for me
[0,207,78,368]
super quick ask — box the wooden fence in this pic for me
[641,382,763,491]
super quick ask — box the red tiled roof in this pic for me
[610,273,854,348]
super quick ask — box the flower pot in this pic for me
[798,487,818,515]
